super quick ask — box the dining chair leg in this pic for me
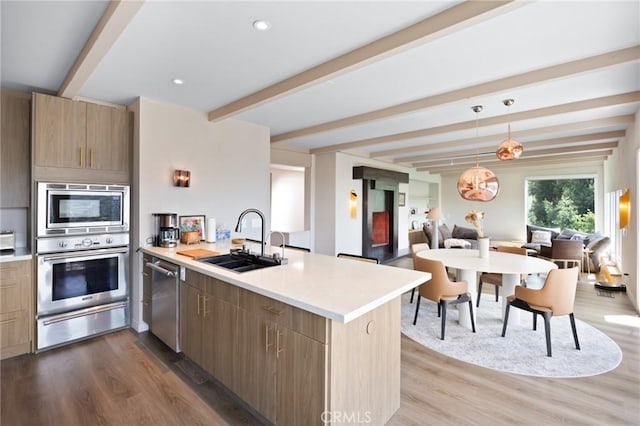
[501,303,511,337]
[412,295,421,325]
[437,303,441,318]
[440,300,447,340]
[409,287,415,303]
[569,313,581,350]
[542,312,552,357]
[533,312,537,330]
[476,280,483,307]
[494,285,499,302]
[468,300,476,333]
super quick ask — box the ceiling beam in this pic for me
[206,1,523,122]
[58,1,144,99]
[421,151,613,173]
[401,131,624,164]
[310,91,640,154]
[281,45,640,147]
[412,142,618,168]
[372,115,634,158]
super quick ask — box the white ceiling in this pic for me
[2,1,639,174]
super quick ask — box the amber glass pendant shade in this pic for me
[496,137,523,160]
[457,166,500,202]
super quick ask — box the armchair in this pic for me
[539,239,583,275]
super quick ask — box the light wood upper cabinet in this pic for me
[32,92,131,184]
[33,93,86,169]
[1,89,31,208]
[0,259,33,360]
[86,103,130,173]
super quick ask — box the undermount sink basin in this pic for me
[197,251,281,273]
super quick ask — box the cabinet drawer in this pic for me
[239,289,293,328]
[184,270,238,304]
[0,276,29,313]
[0,259,32,279]
[0,309,30,349]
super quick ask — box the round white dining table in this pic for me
[416,249,558,328]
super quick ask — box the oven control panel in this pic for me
[37,233,129,253]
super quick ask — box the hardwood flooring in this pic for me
[1,258,638,425]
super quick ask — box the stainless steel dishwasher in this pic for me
[145,257,180,352]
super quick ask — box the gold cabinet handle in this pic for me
[265,325,272,352]
[276,329,283,358]
[89,148,94,168]
[202,296,209,318]
[197,294,201,316]
[262,305,283,316]
[79,146,84,167]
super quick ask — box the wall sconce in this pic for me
[173,170,191,187]
[619,188,630,229]
[350,190,358,219]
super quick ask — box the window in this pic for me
[526,177,595,232]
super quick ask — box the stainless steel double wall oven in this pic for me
[35,182,131,351]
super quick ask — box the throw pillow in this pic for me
[439,223,452,242]
[570,233,588,241]
[531,230,552,246]
[423,223,433,248]
[558,228,578,240]
[452,224,478,240]
[444,238,472,249]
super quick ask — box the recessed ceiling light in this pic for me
[252,20,271,31]
[172,78,184,85]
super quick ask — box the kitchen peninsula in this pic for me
[140,241,429,425]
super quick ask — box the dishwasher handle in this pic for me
[145,261,177,277]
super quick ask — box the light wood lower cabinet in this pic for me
[0,259,33,359]
[180,270,237,390]
[179,268,400,425]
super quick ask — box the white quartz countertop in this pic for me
[0,248,32,263]
[139,241,429,323]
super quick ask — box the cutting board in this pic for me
[176,248,221,259]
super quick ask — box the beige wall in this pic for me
[441,164,604,241]
[604,111,639,312]
[131,97,270,331]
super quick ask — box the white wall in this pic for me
[271,167,305,232]
[314,152,413,257]
[441,164,604,241]
[131,97,270,331]
[604,111,639,312]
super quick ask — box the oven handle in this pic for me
[145,261,177,277]
[39,247,129,261]
[42,301,128,326]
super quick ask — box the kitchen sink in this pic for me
[197,250,283,273]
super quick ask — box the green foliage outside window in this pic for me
[527,178,595,232]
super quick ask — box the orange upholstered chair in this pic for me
[477,245,528,307]
[413,256,476,340]
[501,267,580,357]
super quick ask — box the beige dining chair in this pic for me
[501,267,580,357]
[409,243,430,303]
[477,246,528,307]
[413,256,476,340]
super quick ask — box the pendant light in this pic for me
[457,105,500,202]
[496,98,523,160]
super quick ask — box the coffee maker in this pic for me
[152,213,180,247]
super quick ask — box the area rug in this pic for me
[401,292,622,378]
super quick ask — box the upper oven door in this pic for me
[36,247,129,316]
[37,182,129,236]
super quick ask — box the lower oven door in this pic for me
[37,247,128,316]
